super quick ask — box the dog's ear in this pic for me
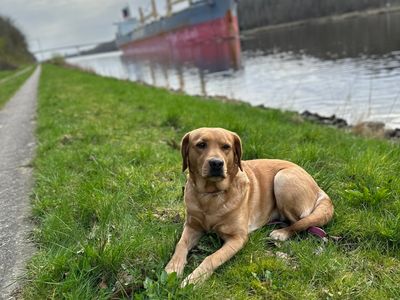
[181,132,190,172]
[232,132,243,171]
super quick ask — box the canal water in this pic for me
[67,10,400,129]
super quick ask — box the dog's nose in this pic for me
[209,158,224,170]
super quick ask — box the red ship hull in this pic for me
[120,13,241,72]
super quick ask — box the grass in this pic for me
[0,66,35,108]
[25,64,400,299]
[0,69,15,80]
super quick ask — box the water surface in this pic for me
[67,10,400,128]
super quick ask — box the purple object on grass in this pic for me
[268,221,327,238]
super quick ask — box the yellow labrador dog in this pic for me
[165,127,333,286]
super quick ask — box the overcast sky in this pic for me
[0,0,173,55]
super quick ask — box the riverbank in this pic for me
[24,64,400,298]
[298,110,400,140]
[192,95,400,141]
[94,75,400,141]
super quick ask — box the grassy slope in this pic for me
[0,66,35,108]
[0,69,15,80]
[26,64,400,299]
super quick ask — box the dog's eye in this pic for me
[196,142,207,149]
[222,144,231,150]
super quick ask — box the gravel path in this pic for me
[0,66,40,299]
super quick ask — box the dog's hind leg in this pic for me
[269,167,334,241]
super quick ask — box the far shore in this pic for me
[242,5,400,37]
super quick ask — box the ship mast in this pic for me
[139,0,159,24]
[166,0,194,16]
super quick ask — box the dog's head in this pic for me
[181,128,242,183]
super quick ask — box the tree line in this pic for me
[0,16,35,69]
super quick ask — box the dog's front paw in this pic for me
[181,268,210,288]
[165,257,186,277]
[270,228,292,241]
[180,276,192,288]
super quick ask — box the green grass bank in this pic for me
[26,64,400,299]
[0,66,35,108]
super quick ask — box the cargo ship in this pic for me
[115,0,241,72]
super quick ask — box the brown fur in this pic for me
[165,128,334,286]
